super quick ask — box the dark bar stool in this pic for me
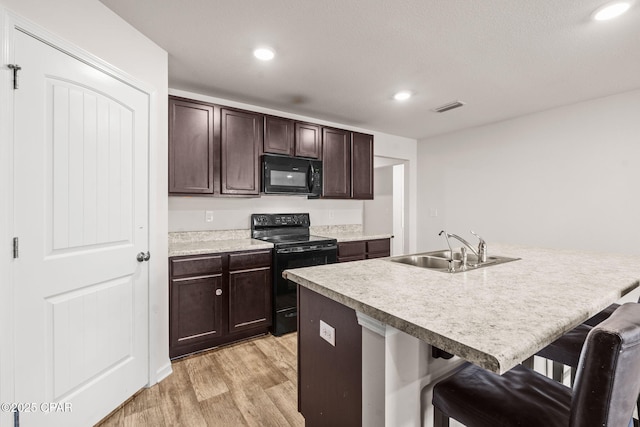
[432,302,640,427]
[536,323,592,384]
[536,302,624,384]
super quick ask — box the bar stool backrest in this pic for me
[571,302,640,427]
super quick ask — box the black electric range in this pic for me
[251,213,337,335]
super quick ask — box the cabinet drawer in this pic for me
[338,255,366,263]
[338,241,366,258]
[170,255,223,277]
[366,252,389,260]
[229,250,272,271]
[367,239,390,255]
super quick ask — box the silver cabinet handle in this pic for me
[136,251,151,262]
[215,289,223,296]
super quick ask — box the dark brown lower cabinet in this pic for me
[228,251,272,334]
[337,238,390,262]
[298,286,362,427]
[169,249,272,359]
[365,238,391,259]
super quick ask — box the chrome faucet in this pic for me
[439,230,488,265]
[471,230,487,263]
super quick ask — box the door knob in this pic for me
[136,251,151,262]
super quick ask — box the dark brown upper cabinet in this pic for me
[220,107,263,195]
[264,118,321,159]
[322,127,351,198]
[264,115,295,156]
[295,122,321,159]
[169,98,216,194]
[168,96,374,199]
[351,132,374,200]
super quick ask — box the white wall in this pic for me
[0,0,170,413]
[170,196,363,231]
[418,89,640,255]
[169,88,419,252]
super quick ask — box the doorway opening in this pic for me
[363,156,408,256]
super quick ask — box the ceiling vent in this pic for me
[433,100,465,113]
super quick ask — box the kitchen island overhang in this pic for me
[284,243,640,374]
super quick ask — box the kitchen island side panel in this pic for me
[298,286,362,427]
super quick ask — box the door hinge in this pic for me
[8,64,21,89]
[14,409,19,427]
[13,237,19,259]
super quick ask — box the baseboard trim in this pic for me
[155,361,173,384]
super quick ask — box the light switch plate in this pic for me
[319,320,335,346]
[205,211,214,222]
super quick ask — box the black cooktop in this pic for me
[251,213,337,248]
[256,234,335,245]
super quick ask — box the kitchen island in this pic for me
[283,244,640,427]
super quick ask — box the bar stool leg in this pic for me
[552,361,564,382]
[434,407,450,427]
[521,356,534,369]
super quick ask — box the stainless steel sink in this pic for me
[388,255,459,270]
[387,250,519,273]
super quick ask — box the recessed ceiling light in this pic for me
[254,47,275,61]
[592,1,633,20]
[393,91,412,101]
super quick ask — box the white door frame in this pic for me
[369,156,410,256]
[0,9,161,426]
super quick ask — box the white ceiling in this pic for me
[100,0,640,140]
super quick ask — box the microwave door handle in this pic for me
[307,162,314,192]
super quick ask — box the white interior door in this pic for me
[12,29,149,426]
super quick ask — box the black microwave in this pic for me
[262,154,322,197]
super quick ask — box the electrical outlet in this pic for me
[205,211,214,222]
[319,320,335,346]
[429,208,438,217]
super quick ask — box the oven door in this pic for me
[272,244,337,335]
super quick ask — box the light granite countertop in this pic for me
[168,230,272,257]
[169,239,273,257]
[283,243,640,374]
[168,225,390,256]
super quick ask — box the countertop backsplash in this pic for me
[168,229,251,245]
[310,224,363,235]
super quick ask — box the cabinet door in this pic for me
[337,241,366,262]
[322,127,351,198]
[170,274,224,358]
[169,98,215,194]
[264,115,294,156]
[295,122,321,159]
[366,238,390,258]
[221,107,263,195]
[351,132,374,200]
[228,267,272,333]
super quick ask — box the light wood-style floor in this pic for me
[97,333,304,427]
